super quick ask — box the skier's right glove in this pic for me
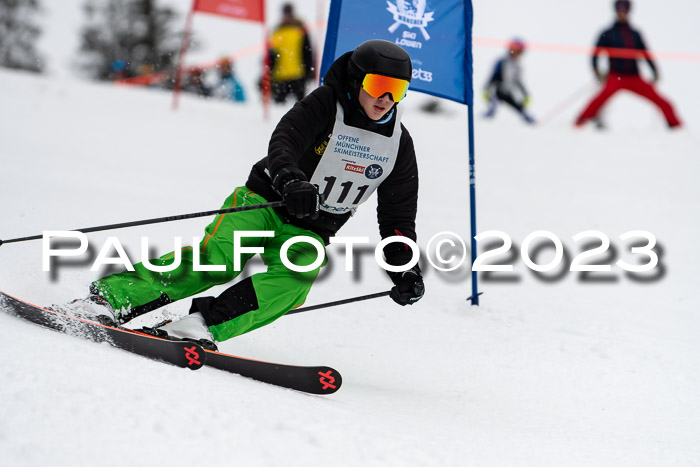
[273,167,322,220]
[281,179,321,220]
[482,90,492,102]
[388,267,425,306]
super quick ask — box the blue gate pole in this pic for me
[467,104,482,305]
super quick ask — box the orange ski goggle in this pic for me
[361,73,410,102]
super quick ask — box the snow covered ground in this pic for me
[1,0,699,466]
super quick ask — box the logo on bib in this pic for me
[345,163,365,174]
[365,164,384,179]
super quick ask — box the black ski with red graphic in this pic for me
[0,291,205,370]
[0,291,342,395]
[203,349,342,395]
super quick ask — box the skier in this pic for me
[483,38,535,124]
[62,40,424,349]
[574,0,682,129]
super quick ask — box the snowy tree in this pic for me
[78,0,183,81]
[0,0,44,73]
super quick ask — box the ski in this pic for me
[0,291,342,395]
[133,325,343,394]
[0,291,205,370]
[203,349,342,395]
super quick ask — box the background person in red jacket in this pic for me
[575,0,682,129]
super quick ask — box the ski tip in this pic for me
[316,366,342,394]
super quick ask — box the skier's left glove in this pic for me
[388,267,425,306]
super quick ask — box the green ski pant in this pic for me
[92,187,325,341]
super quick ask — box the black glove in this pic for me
[388,268,425,306]
[281,179,321,220]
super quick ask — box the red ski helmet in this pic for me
[508,38,526,53]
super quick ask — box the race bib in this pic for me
[310,103,403,214]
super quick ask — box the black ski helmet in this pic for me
[349,39,412,83]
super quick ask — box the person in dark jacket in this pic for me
[61,40,424,349]
[575,0,682,128]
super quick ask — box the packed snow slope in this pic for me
[1,1,700,466]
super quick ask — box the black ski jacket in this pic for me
[593,21,657,76]
[245,52,419,263]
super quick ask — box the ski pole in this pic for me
[133,290,392,328]
[538,81,597,126]
[0,201,285,246]
[286,291,391,315]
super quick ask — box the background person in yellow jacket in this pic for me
[268,3,314,103]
